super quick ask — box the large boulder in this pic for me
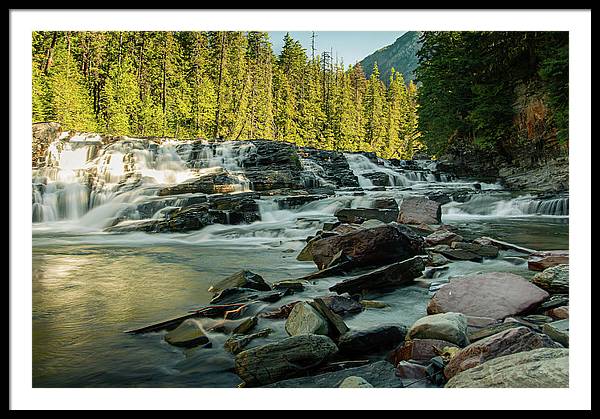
[334,208,399,224]
[444,326,560,379]
[427,272,550,320]
[445,348,569,388]
[532,264,569,294]
[208,270,271,293]
[398,197,442,225]
[329,256,425,295]
[234,334,338,386]
[285,302,330,336]
[337,324,407,357]
[306,223,424,270]
[406,313,470,347]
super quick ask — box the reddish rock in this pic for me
[258,301,300,319]
[308,223,424,270]
[528,250,569,271]
[398,197,441,225]
[424,230,463,246]
[444,326,560,379]
[388,338,459,366]
[427,272,549,320]
[395,360,430,379]
[545,306,569,320]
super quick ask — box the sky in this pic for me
[269,31,406,67]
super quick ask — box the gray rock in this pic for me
[208,270,271,293]
[285,302,330,336]
[542,319,569,347]
[445,348,569,388]
[264,360,400,388]
[224,328,272,355]
[338,376,374,388]
[164,319,210,348]
[406,312,470,347]
[532,264,569,294]
[235,334,338,386]
[338,324,407,357]
[425,230,463,246]
[451,241,499,258]
[398,196,442,225]
[335,208,399,224]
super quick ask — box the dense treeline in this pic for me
[416,31,569,158]
[32,31,423,159]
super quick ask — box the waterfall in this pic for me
[443,194,569,217]
[300,159,336,188]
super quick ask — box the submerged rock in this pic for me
[444,326,560,379]
[406,312,469,347]
[427,272,549,320]
[164,319,210,348]
[445,348,569,388]
[234,334,338,386]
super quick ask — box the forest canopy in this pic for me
[31,31,423,160]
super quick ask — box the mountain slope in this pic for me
[359,31,422,84]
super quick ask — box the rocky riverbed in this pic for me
[32,123,569,388]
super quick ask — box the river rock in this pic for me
[360,219,386,229]
[545,306,569,320]
[532,264,569,293]
[542,319,569,347]
[359,300,389,309]
[274,194,328,210]
[467,321,524,343]
[231,316,258,335]
[427,272,549,320]
[264,360,400,388]
[540,294,569,310]
[309,298,349,337]
[208,270,271,293]
[234,334,338,386]
[335,208,398,224]
[389,338,459,366]
[158,169,242,196]
[373,197,399,210]
[285,302,329,336]
[258,301,300,319]
[445,348,569,388]
[528,250,569,271]
[398,196,442,225]
[338,376,374,388]
[164,319,210,348]
[316,295,363,316]
[337,324,407,357]
[406,312,469,347]
[425,230,463,246]
[451,241,499,258]
[308,223,424,270]
[444,326,560,379]
[427,252,450,267]
[394,360,437,387]
[329,256,425,295]
[224,328,272,355]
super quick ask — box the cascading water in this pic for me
[300,159,336,188]
[443,193,569,217]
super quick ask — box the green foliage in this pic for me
[31,31,422,159]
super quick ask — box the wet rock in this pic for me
[231,316,258,335]
[451,242,499,258]
[316,295,363,316]
[445,348,569,388]
[224,328,272,355]
[164,319,210,348]
[285,302,330,336]
[309,298,349,337]
[208,270,271,293]
[528,250,569,271]
[258,301,300,319]
[425,191,452,205]
[272,280,306,292]
[532,264,569,293]
[545,306,569,320]
[338,376,374,388]
[540,294,569,310]
[444,326,560,379]
[424,230,463,246]
[398,196,442,225]
[158,169,242,196]
[299,148,359,188]
[389,338,459,366]
[424,266,449,279]
[234,334,338,387]
[264,360,400,388]
[335,208,399,224]
[329,256,425,295]
[427,272,549,320]
[273,194,328,210]
[322,221,341,231]
[429,245,483,262]
[521,314,554,325]
[373,197,399,210]
[32,122,63,167]
[542,319,569,347]
[362,171,391,186]
[427,252,450,267]
[395,361,438,388]
[308,223,424,270]
[467,321,525,343]
[406,312,470,347]
[210,287,286,305]
[337,324,407,357]
[360,219,386,229]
